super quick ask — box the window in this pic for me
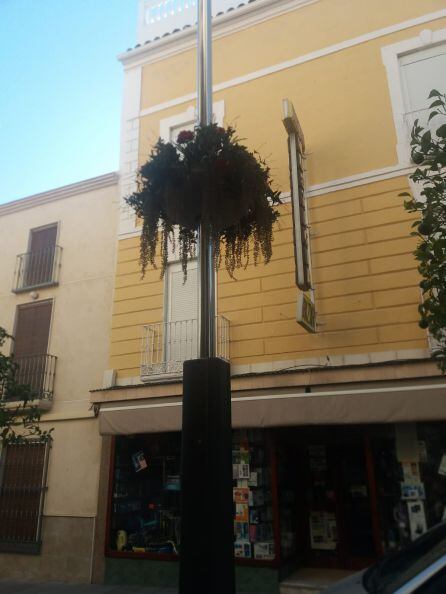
[13,223,61,292]
[107,430,275,561]
[382,30,446,164]
[165,260,199,369]
[399,44,446,137]
[25,224,58,287]
[109,433,182,555]
[10,300,56,401]
[0,440,51,553]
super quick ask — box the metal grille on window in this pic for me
[0,440,50,553]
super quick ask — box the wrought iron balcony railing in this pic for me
[12,245,62,293]
[3,354,57,402]
[141,316,229,380]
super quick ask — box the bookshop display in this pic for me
[110,433,181,555]
[373,422,446,553]
[107,422,446,567]
[108,429,275,561]
[232,429,275,560]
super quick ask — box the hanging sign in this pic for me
[282,98,312,292]
[297,292,316,333]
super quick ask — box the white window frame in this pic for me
[159,100,225,142]
[382,27,446,166]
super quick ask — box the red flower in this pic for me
[216,126,226,136]
[177,130,194,143]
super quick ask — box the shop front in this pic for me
[102,420,446,591]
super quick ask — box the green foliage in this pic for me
[126,124,281,280]
[401,90,446,372]
[0,327,52,445]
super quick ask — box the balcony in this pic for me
[141,316,229,381]
[3,354,57,402]
[12,245,62,293]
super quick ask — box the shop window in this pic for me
[108,429,276,562]
[373,422,446,554]
[109,433,181,556]
[232,430,275,561]
[0,440,51,553]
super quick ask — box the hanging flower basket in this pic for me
[126,124,281,280]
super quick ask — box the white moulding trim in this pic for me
[137,10,446,117]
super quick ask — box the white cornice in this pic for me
[118,0,318,69]
[0,172,119,217]
[137,9,446,117]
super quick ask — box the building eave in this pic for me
[118,0,318,68]
[0,172,119,217]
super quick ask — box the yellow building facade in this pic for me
[91,1,446,591]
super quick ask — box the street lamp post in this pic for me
[197,0,216,360]
[178,1,235,593]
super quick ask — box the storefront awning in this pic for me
[98,382,446,435]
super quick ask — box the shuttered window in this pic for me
[165,261,199,362]
[25,224,58,288]
[14,301,52,359]
[0,441,50,553]
[12,300,53,399]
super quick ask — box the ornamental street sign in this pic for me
[297,291,316,334]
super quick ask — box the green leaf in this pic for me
[428,110,440,122]
[399,192,411,197]
[421,130,432,152]
[436,124,446,138]
[411,151,425,165]
[428,89,442,98]
[429,100,444,108]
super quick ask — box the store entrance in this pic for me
[277,426,379,572]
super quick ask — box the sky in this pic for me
[0,0,138,204]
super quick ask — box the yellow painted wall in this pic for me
[110,175,426,377]
[139,16,446,187]
[141,0,445,110]
[110,1,440,379]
